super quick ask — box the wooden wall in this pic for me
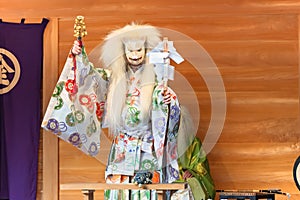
[1,0,300,199]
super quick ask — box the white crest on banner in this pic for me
[0,48,21,95]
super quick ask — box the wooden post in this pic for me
[42,18,59,200]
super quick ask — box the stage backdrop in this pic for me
[2,1,300,200]
[0,18,48,200]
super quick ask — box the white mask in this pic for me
[123,37,146,66]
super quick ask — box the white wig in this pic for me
[100,23,161,69]
[100,23,161,135]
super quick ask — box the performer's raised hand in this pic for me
[162,88,171,105]
[71,40,82,55]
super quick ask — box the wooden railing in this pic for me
[60,182,187,200]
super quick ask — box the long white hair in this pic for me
[100,23,161,135]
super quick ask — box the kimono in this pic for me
[104,66,181,200]
[42,43,211,200]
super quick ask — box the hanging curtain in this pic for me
[0,18,48,200]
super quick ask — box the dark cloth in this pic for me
[0,18,48,200]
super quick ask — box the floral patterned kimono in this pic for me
[42,46,181,200]
[105,66,181,200]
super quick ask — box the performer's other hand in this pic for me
[183,170,194,180]
[71,40,82,55]
[162,88,171,105]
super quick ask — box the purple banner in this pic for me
[0,18,48,200]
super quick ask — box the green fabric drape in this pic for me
[176,137,216,200]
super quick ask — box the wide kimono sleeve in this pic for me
[152,84,181,183]
[41,46,109,157]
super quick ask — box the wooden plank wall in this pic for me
[1,0,300,199]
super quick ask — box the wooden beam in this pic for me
[60,183,187,191]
